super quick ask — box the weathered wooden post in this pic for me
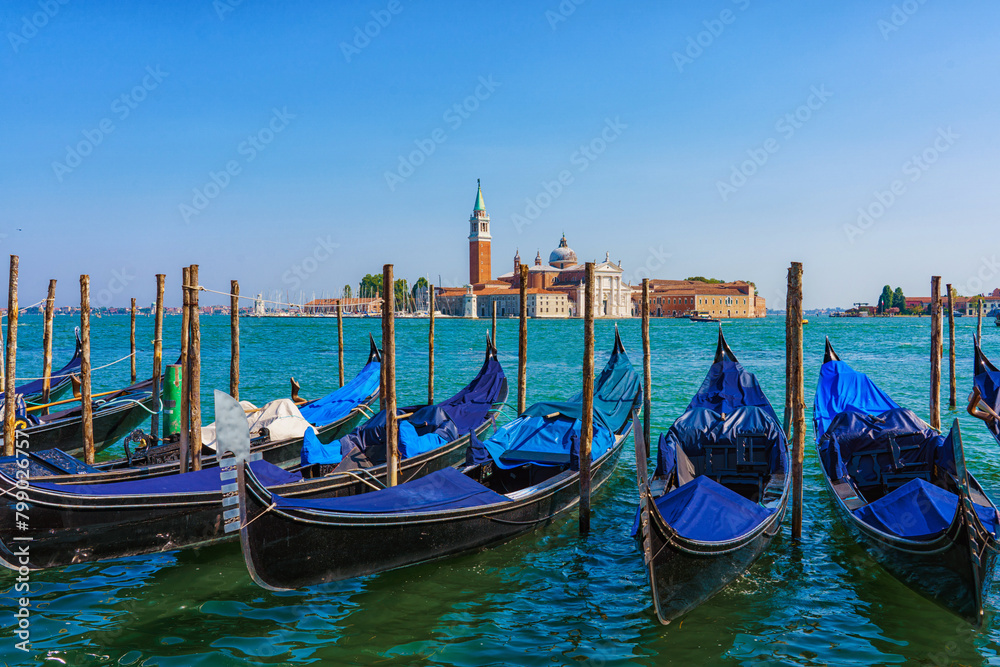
[230,279,240,400]
[336,301,344,388]
[383,264,398,487]
[40,279,56,415]
[150,274,164,441]
[978,297,984,341]
[641,278,651,457]
[787,262,805,540]
[930,276,942,431]
[428,283,435,404]
[491,299,497,347]
[80,274,95,465]
[580,262,595,535]
[783,276,792,439]
[189,264,202,471]
[3,256,18,457]
[179,266,191,473]
[947,284,956,411]
[518,264,528,414]
[129,297,137,383]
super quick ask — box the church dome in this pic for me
[548,235,577,268]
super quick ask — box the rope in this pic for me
[239,501,277,530]
[12,351,137,382]
[0,298,46,319]
[191,283,379,311]
[101,395,163,415]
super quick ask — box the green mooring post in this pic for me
[162,364,183,439]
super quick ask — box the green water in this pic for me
[2,314,1000,666]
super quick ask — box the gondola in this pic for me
[2,330,82,408]
[968,336,1000,446]
[0,336,507,570]
[633,328,789,624]
[237,328,641,590]
[3,336,383,483]
[815,338,999,624]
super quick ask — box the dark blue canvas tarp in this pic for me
[476,414,615,470]
[302,354,505,466]
[271,466,508,514]
[34,460,302,496]
[297,360,380,427]
[854,477,999,539]
[814,360,899,441]
[652,475,775,542]
[687,357,780,424]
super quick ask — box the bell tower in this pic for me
[469,179,491,285]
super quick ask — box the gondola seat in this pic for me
[854,477,1000,540]
[653,474,774,542]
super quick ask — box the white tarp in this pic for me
[201,398,313,451]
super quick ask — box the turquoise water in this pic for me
[3,313,1000,666]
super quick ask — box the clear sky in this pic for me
[2,0,998,310]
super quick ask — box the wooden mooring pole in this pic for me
[787,262,805,540]
[383,264,398,487]
[179,266,191,473]
[231,279,240,400]
[40,279,56,416]
[978,297,984,341]
[491,299,497,347]
[641,278,651,458]
[129,297,137,383]
[3,256,18,457]
[150,274,164,441]
[189,265,202,471]
[947,283,956,411]
[580,261,595,535]
[518,264,528,414]
[930,276,942,431]
[336,301,344,388]
[80,274,95,465]
[428,284,435,404]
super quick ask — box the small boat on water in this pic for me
[815,338,999,624]
[689,312,719,323]
[633,328,789,624]
[237,328,640,590]
[0,337,507,570]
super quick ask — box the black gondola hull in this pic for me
[21,395,157,456]
[240,434,626,590]
[641,488,787,623]
[0,425,487,570]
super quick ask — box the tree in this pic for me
[892,287,905,312]
[878,285,893,314]
[359,273,382,299]
[411,276,429,300]
[342,284,352,299]
[394,278,410,311]
[908,304,924,316]
[686,276,724,284]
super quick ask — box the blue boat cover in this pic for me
[297,360,380,427]
[814,360,899,441]
[854,477,999,539]
[475,414,615,470]
[687,356,780,425]
[651,475,775,542]
[33,460,302,496]
[973,345,1000,445]
[819,407,951,483]
[302,353,506,466]
[271,466,508,514]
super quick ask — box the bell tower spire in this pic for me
[469,179,491,285]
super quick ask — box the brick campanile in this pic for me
[468,179,491,285]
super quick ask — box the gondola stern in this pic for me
[368,334,382,363]
[613,323,626,355]
[713,326,738,364]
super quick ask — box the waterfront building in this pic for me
[633,279,766,319]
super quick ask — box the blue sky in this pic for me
[2,0,998,309]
